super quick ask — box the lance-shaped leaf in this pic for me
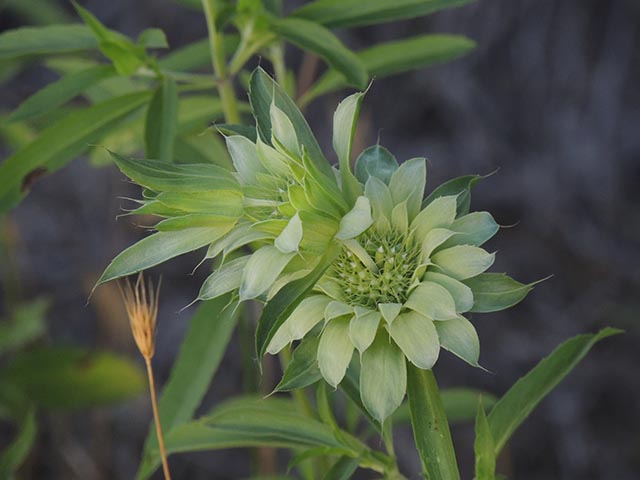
[0,92,151,214]
[423,172,489,216]
[431,246,495,281]
[97,226,231,286]
[292,0,475,29]
[388,312,439,369]
[0,25,97,61]
[145,75,178,162]
[198,257,249,300]
[464,273,543,313]
[355,145,399,185]
[435,316,480,367]
[269,17,367,89]
[8,65,116,123]
[335,196,373,240]
[406,282,457,320]
[248,67,331,176]
[273,336,322,393]
[442,211,499,248]
[407,365,460,480]
[474,401,496,480]
[423,272,474,313]
[488,327,622,455]
[239,246,296,301]
[318,317,354,388]
[302,34,475,103]
[388,158,426,221]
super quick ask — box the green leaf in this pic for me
[145,76,178,162]
[0,25,97,61]
[0,298,49,354]
[335,196,373,240]
[256,242,340,358]
[474,401,496,480]
[138,28,169,49]
[198,256,249,301]
[388,312,439,369]
[360,332,406,424]
[443,211,499,248]
[7,65,116,123]
[73,1,145,75]
[97,226,232,286]
[431,246,495,281]
[388,157,426,221]
[303,34,475,103]
[239,246,296,301]
[110,151,239,192]
[0,347,145,409]
[273,336,322,393]
[293,0,475,28]
[269,17,367,89]
[318,317,354,388]
[333,91,365,204]
[435,316,480,367]
[355,145,398,185]
[158,36,240,72]
[248,67,331,176]
[406,365,460,480]
[0,92,151,214]
[393,388,497,424]
[488,328,622,455]
[137,295,239,479]
[215,123,258,142]
[322,456,359,480]
[464,273,543,313]
[0,408,36,476]
[423,173,488,216]
[154,396,357,455]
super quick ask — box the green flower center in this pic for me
[330,230,421,308]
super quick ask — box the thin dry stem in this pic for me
[146,357,171,480]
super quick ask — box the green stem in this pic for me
[201,0,240,123]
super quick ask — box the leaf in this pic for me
[488,328,622,455]
[360,332,406,424]
[154,397,356,455]
[73,1,145,75]
[215,123,258,142]
[388,157,426,221]
[333,91,365,204]
[431,246,495,281]
[322,456,359,480]
[423,173,488,216]
[273,336,322,393]
[435,316,480,367]
[335,196,373,240]
[0,347,145,409]
[0,298,49,354]
[256,242,340,358]
[198,256,249,300]
[97,226,232,286]
[355,145,398,185]
[248,67,331,176]
[393,388,497,424]
[145,76,178,162]
[0,92,151,214]
[0,25,97,61]
[137,295,239,479]
[292,0,475,28]
[464,273,540,313]
[239,246,296,301]
[0,409,36,476]
[318,317,354,388]
[7,65,116,123]
[474,401,496,480]
[406,365,460,480]
[388,312,439,369]
[302,34,475,103]
[138,28,168,49]
[442,211,499,248]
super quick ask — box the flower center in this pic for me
[330,230,421,308]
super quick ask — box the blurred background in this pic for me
[1,0,639,478]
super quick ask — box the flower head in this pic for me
[118,273,160,360]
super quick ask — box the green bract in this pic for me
[99,68,537,424]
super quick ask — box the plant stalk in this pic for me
[202,0,240,123]
[145,357,171,480]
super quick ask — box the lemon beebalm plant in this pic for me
[95,69,620,480]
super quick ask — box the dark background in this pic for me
[1,0,639,479]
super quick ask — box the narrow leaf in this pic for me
[474,401,496,480]
[0,25,97,61]
[273,336,322,393]
[464,273,538,313]
[145,76,178,162]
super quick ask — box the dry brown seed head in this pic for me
[118,273,161,360]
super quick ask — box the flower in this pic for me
[266,156,533,424]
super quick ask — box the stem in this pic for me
[270,43,287,87]
[145,357,171,480]
[201,0,240,123]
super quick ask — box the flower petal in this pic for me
[388,311,440,369]
[434,316,480,367]
[318,317,354,388]
[431,245,495,280]
[405,281,457,320]
[335,196,373,240]
[388,157,426,221]
[378,302,402,325]
[349,310,381,354]
[274,213,303,253]
[266,294,331,354]
[411,195,457,240]
[239,246,295,301]
[423,271,474,313]
[360,331,407,423]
